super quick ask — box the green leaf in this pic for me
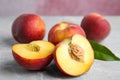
[89,40,120,61]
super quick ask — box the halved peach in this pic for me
[54,34,94,76]
[12,40,55,70]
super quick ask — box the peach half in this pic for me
[54,34,94,76]
[12,40,55,70]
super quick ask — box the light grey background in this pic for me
[0,16,120,80]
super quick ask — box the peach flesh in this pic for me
[54,34,94,76]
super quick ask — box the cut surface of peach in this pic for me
[55,34,94,76]
[12,40,55,59]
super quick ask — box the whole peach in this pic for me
[81,13,111,42]
[48,22,86,45]
[12,14,46,43]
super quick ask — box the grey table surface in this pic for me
[0,16,120,80]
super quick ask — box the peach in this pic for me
[48,22,86,45]
[54,34,94,76]
[12,14,46,43]
[81,13,111,42]
[12,40,55,70]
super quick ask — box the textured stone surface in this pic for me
[0,16,120,80]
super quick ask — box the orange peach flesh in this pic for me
[55,34,94,76]
[12,40,55,59]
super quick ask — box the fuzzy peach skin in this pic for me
[81,13,111,42]
[12,14,46,43]
[13,52,53,70]
[48,22,86,45]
